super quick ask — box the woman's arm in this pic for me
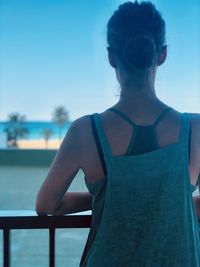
[35,117,91,215]
[193,195,200,220]
[53,192,92,216]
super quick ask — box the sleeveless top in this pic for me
[80,109,200,267]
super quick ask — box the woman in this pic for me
[36,1,200,266]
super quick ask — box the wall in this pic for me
[0,149,57,166]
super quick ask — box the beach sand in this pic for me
[17,139,61,149]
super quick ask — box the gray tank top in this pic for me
[80,111,200,266]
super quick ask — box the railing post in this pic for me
[3,228,10,267]
[49,227,55,267]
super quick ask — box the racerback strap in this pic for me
[107,107,173,127]
[153,107,173,127]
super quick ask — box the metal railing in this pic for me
[1,210,199,267]
[0,210,92,267]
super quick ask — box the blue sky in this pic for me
[0,0,200,121]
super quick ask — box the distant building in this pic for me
[0,124,7,148]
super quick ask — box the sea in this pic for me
[0,121,71,140]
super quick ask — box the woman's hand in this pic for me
[52,192,92,216]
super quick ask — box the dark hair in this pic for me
[107,1,166,70]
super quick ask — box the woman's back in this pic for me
[80,103,200,189]
[79,106,200,267]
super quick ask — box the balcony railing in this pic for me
[0,210,92,267]
[1,210,200,267]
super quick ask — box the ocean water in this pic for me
[0,121,71,140]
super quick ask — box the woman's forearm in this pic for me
[53,192,92,215]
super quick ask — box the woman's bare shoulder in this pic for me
[71,114,92,136]
[70,114,90,126]
[63,115,92,151]
[69,114,96,150]
[72,112,107,136]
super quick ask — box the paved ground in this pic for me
[0,166,89,267]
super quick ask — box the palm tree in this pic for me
[52,106,69,144]
[4,113,28,148]
[42,128,53,149]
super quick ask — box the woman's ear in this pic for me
[107,46,117,69]
[157,45,167,66]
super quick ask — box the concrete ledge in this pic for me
[0,149,57,166]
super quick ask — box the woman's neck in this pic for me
[115,86,166,114]
[114,66,165,111]
[117,64,157,97]
[119,83,158,102]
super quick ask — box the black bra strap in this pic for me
[91,115,107,176]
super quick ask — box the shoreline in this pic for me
[17,138,61,149]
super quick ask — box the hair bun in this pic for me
[123,34,156,69]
